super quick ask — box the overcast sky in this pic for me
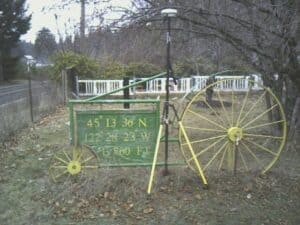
[21,0,131,43]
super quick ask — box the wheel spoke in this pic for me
[243,120,285,131]
[181,134,227,146]
[216,90,231,126]
[238,147,249,171]
[202,98,229,128]
[244,139,278,156]
[187,109,227,130]
[76,148,84,161]
[241,103,278,129]
[63,150,71,161]
[236,88,250,127]
[239,90,266,125]
[81,156,96,164]
[54,170,69,180]
[184,126,225,133]
[218,144,228,170]
[243,133,283,139]
[54,155,69,165]
[51,165,68,169]
[203,140,228,170]
[187,136,226,162]
[240,141,263,168]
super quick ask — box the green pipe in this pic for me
[69,99,160,104]
[84,72,166,101]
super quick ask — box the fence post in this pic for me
[123,77,130,109]
[75,76,79,97]
[61,69,68,104]
[93,81,97,95]
[28,72,34,122]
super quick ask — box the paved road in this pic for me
[0,80,50,105]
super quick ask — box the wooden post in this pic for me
[123,77,130,109]
[28,73,34,122]
[61,69,68,104]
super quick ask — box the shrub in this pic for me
[51,51,99,80]
[99,61,127,79]
[97,62,162,79]
[125,62,161,78]
[174,57,217,77]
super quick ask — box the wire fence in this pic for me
[0,79,64,142]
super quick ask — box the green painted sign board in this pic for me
[74,109,160,166]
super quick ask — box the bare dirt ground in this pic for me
[0,106,299,225]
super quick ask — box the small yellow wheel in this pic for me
[179,78,287,174]
[49,145,99,182]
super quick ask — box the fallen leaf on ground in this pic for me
[195,194,201,200]
[143,207,154,214]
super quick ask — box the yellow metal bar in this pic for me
[239,90,266,125]
[51,165,67,168]
[188,109,227,131]
[243,133,283,139]
[245,139,278,156]
[204,141,228,170]
[181,134,227,146]
[241,103,278,129]
[76,149,84,161]
[81,156,95,164]
[184,126,224,133]
[54,155,69,165]
[187,136,226,162]
[238,147,248,171]
[216,91,231,126]
[179,122,208,185]
[147,125,163,194]
[54,170,69,180]
[261,87,287,174]
[202,98,228,127]
[243,120,285,130]
[63,150,71,161]
[240,141,262,167]
[236,89,250,127]
[218,144,228,170]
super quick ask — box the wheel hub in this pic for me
[227,127,243,143]
[67,160,81,175]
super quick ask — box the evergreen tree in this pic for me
[34,28,57,63]
[0,0,31,81]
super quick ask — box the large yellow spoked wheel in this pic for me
[179,78,287,175]
[49,145,99,182]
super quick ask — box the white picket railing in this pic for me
[77,75,263,96]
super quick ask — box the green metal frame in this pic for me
[69,99,162,167]
[67,72,186,167]
[84,72,166,101]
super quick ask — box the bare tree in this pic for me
[48,0,111,53]
[119,0,299,142]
